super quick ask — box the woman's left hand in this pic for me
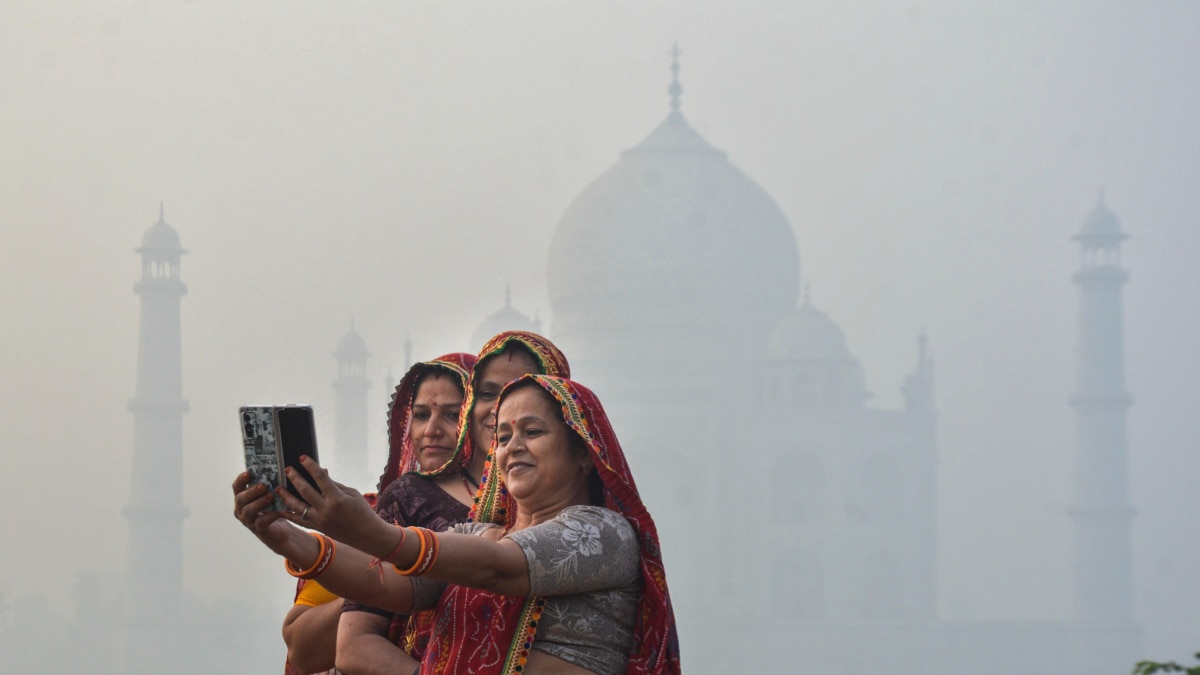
[275,456,395,557]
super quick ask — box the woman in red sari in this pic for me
[236,375,678,675]
[284,352,475,675]
[337,332,570,674]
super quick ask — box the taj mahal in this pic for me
[126,57,1141,673]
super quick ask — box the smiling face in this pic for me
[410,373,465,471]
[494,384,592,511]
[470,346,540,451]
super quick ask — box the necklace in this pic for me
[460,468,479,496]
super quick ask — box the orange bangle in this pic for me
[383,526,408,565]
[402,527,439,576]
[394,527,428,576]
[286,532,328,579]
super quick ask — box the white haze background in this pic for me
[1,0,1198,668]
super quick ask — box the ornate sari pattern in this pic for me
[465,331,570,523]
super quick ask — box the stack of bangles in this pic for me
[285,532,337,580]
[388,526,439,577]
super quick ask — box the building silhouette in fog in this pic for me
[1069,194,1140,659]
[333,322,372,489]
[470,285,542,350]
[117,60,1142,675]
[541,55,1140,674]
[125,204,189,674]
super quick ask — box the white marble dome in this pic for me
[547,109,800,321]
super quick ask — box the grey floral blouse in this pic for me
[411,505,642,675]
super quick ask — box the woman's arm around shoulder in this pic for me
[417,522,533,597]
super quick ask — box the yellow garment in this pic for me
[293,580,339,608]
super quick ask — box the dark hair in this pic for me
[475,341,540,384]
[564,426,605,507]
[586,467,605,507]
[414,364,467,398]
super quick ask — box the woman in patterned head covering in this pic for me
[457,330,570,521]
[238,371,679,675]
[426,374,680,675]
[286,353,474,674]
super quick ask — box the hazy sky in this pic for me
[2,0,1198,662]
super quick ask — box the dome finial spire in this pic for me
[668,42,683,114]
[505,283,512,307]
[1097,186,1106,206]
[158,201,165,224]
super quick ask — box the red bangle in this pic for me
[368,526,408,581]
[394,527,428,576]
[418,528,440,575]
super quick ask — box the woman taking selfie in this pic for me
[234,374,679,675]
[337,332,570,673]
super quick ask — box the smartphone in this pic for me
[239,405,321,509]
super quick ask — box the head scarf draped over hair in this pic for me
[427,375,681,675]
[377,352,476,493]
[457,331,570,520]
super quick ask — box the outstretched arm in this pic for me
[232,471,417,613]
[282,457,534,597]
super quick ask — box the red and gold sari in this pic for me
[424,374,681,675]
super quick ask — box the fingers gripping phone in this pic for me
[239,405,321,510]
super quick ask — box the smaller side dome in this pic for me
[469,287,542,351]
[767,303,852,361]
[763,299,868,409]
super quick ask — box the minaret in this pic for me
[902,331,935,415]
[125,204,189,674]
[333,322,371,488]
[1068,191,1136,625]
[668,42,683,119]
